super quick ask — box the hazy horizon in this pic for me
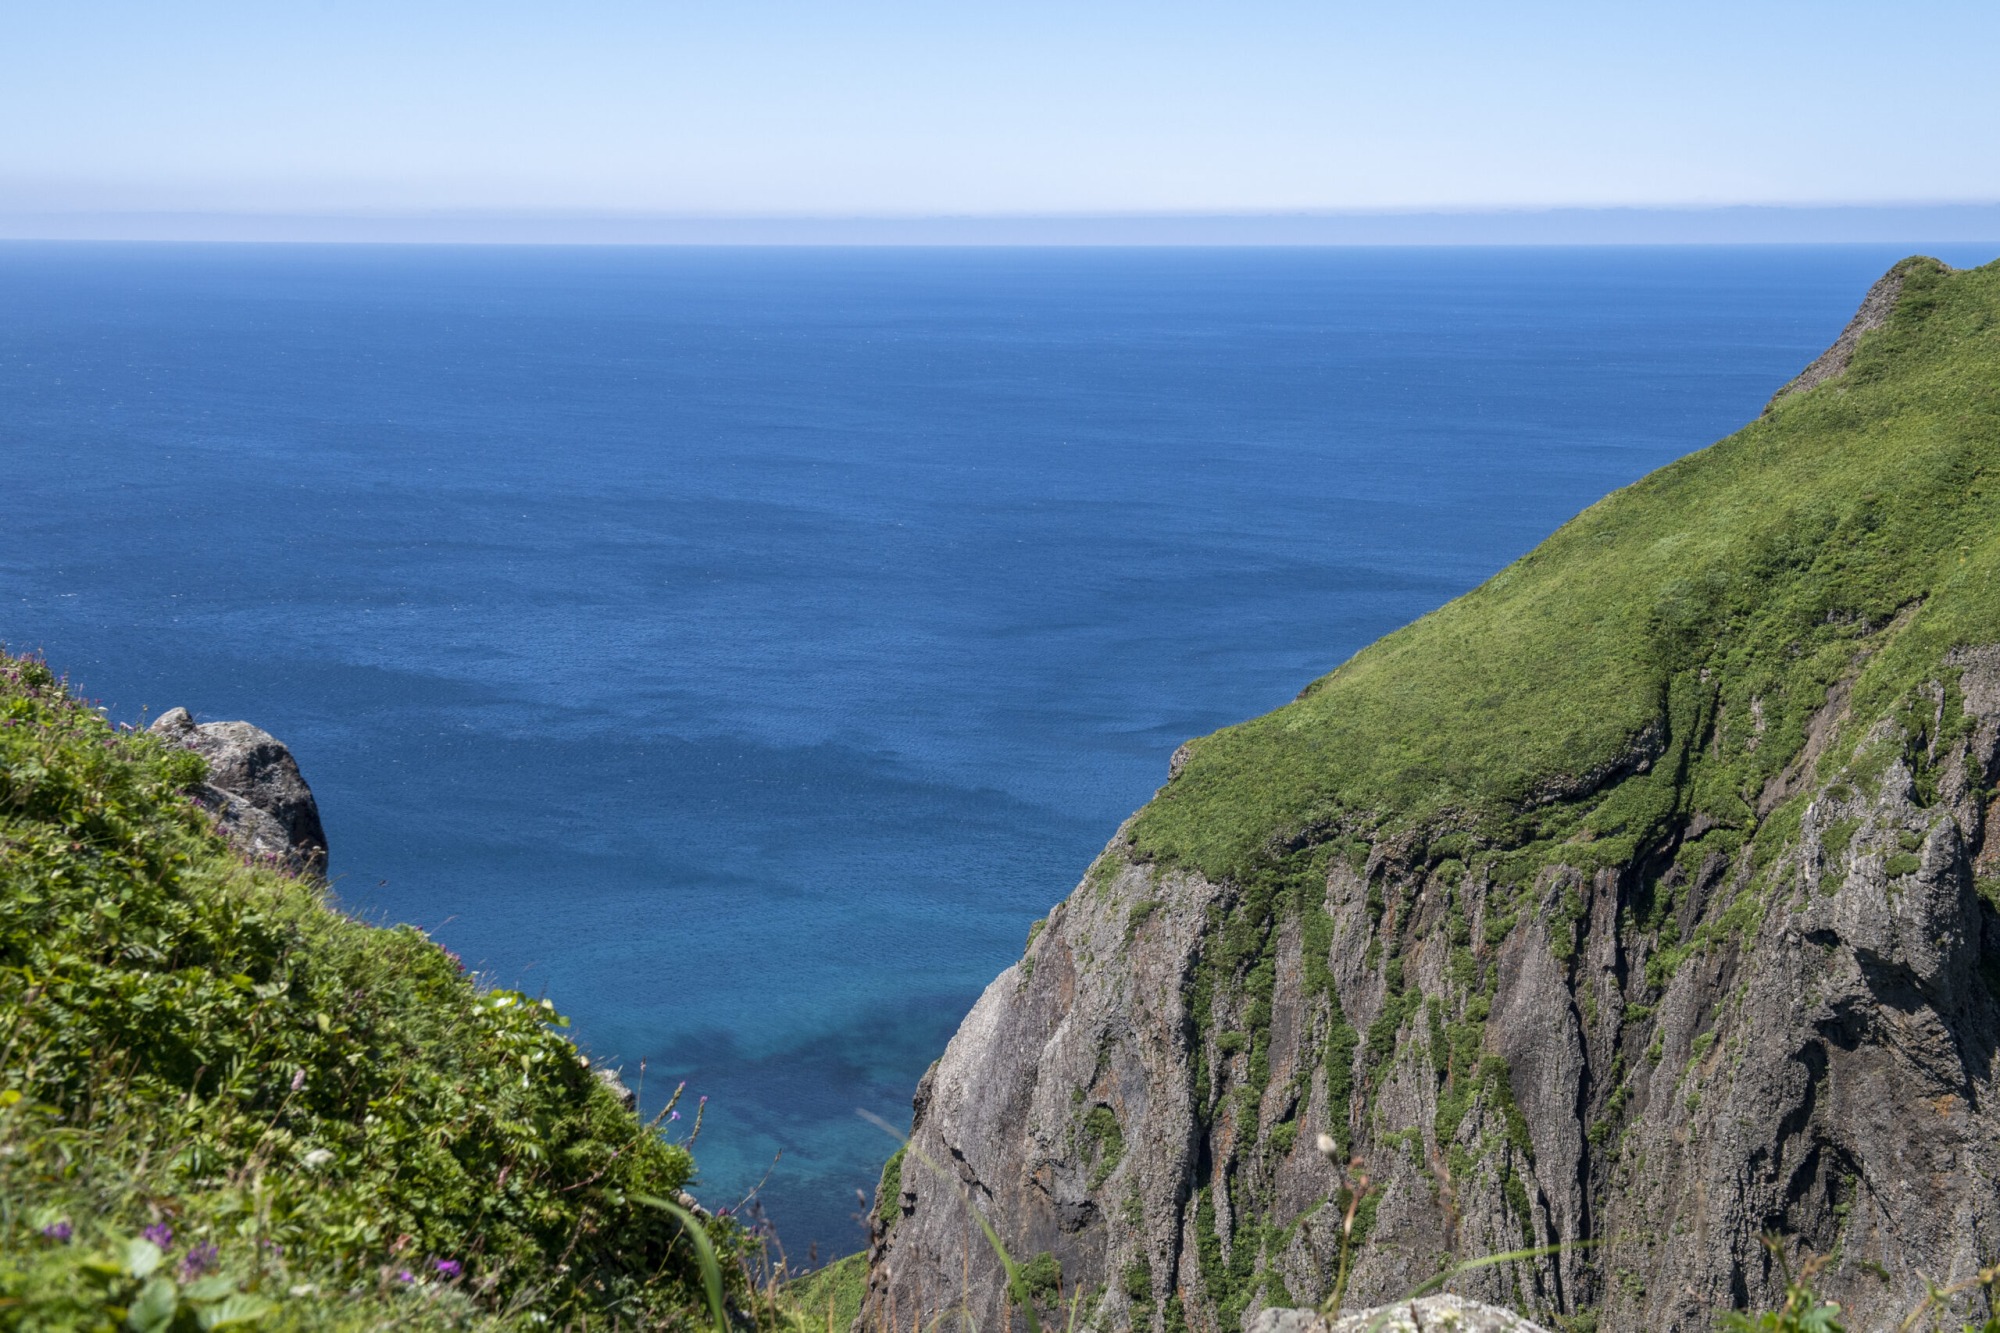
[6,202,2000,248]
[8,2,1996,229]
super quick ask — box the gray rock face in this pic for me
[860,649,2000,1333]
[150,707,328,875]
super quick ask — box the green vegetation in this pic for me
[1006,1251,1061,1309]
[786,1253,866,1333]
[0,654,744,1330]
[872,1146,905,1231]
[1081,1105,1124,1188]
[1134,257,2000,892]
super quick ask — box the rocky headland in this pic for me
[860,257,2000,1332]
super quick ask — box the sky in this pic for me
[2,0,1997,225]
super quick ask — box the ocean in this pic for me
[3,241,1991,1256]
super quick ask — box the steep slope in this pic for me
[0,660,741,1330]
[860,256,2000,1332]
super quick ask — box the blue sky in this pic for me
[3,0,1997,218]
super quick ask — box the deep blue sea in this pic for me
[4,242,1993,1256]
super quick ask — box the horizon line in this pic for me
[4,201,2000,247]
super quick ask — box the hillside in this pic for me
[861,256,2000,1332]
[0,659,744,1329]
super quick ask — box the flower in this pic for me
[40,1221,72,1242]
[395,1269,416,1284]
[668,1110,680,1122]
[180,1242,219,1280]
[290,1068,307,1092]
[142,1223,174,1249]
[433,1259,463,1279]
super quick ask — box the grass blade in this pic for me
[632,1192,730,1333]
[860,1109,1043,1333]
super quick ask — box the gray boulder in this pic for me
[593,1064,638,1111]
[150,707,328,876]
[1251,1296,1552,1333]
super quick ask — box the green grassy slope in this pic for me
[0,658,743,1330]
[1134,256,2000,885]
[786,1252,867,1333]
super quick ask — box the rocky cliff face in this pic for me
[860,258,2000,1333]
[149,706,328,874]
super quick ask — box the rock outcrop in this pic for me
[594,1064,638,1111]
[1251,1296,1550,1333]
[1763,256,1934,412]
[150,707,328,875]
[861,257,2000,1332]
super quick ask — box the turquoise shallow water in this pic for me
[3,242,1993,1255]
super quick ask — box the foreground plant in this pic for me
[0,652,743,1330]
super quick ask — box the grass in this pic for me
[1133,256,2000,887]
[0,653,748,1330]
[784,1253,866,1333]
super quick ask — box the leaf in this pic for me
[123,1238,164,1280]
[126,1275,178,1333]
[181,1275,237,1303]
[198,1294,276,1329]
[630,1194,728,1333]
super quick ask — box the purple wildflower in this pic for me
[180,1242,219,1280]
[668,1110,679,1121]
[433,1258,463,1279]
[141,1223,174,1249]
[395,1269,416,1284]
[41,1221,72,1242]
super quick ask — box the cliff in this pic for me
[860,256,2000,1332]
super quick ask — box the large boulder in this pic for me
[150,707,328,876]
[1251,1297,1551,1333]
